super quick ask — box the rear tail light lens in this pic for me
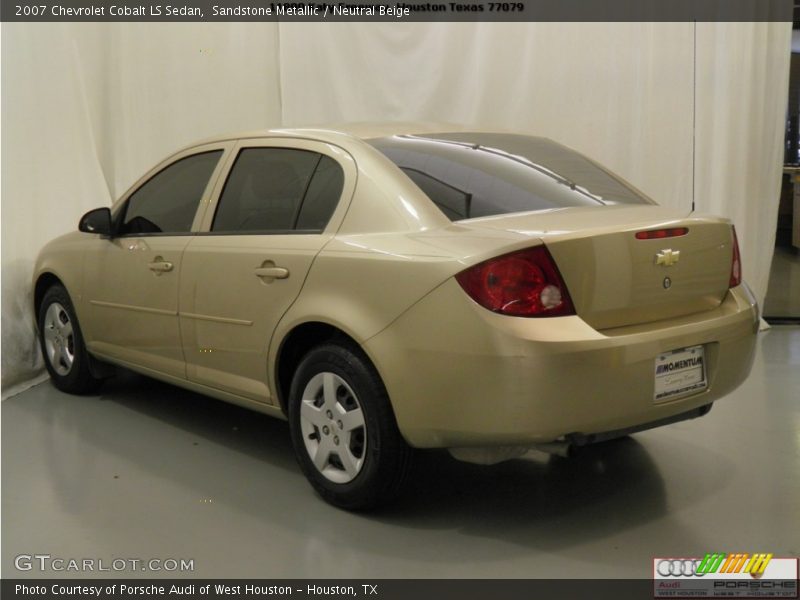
[455,246,575,317]
[729,226,741,288]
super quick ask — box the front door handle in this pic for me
[255,266,289,280]
[148,258,174,273]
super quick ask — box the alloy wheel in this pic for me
[43,302,75,376]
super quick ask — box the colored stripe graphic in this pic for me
[695,553,773,575]
[745,553,773,574]
[697,553,725,574]
[732,554,749,573]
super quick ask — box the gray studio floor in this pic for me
[2,327,798,579]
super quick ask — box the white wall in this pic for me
[0,22,791,390]
[695,22,791,305]
[1,23,282,388]
[281,23,696,209]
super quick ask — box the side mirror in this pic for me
[78,207,113,236]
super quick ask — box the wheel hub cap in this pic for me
[299,372,367,484]
[43,302,75,376]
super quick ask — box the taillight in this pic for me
[634,227,689,240]
[455,246,575,317]
[729,226,741,288]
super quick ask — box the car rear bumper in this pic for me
[365,280,759,449]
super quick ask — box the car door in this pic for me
[179,138,356,404]
[81,143,230,378]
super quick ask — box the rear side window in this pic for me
[118,150,223,235]
[367,133,651,221]
[296,156,345,231]
[212,148,344,233]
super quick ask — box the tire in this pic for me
[38,284,101,394]
[288,342,413,510]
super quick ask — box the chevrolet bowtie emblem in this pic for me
[655,249,680,267]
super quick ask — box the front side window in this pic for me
[118,150,223,235]
[212,148,344,233]
[367,133,651,221]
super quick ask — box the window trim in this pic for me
[209,147,328,235]
[194,229,325,237]
[110,142,234,238]
[196,137,357,237]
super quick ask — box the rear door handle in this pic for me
[255,266,289,280]
[148,258,174,273]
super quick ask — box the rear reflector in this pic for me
[455,246,575,317]
[635,227,689,240]
[729,226,741,288]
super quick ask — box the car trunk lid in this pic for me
[462,205,735,330]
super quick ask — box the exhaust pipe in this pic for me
[533,441,574,458]
[448,442,576,465]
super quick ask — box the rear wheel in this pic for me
[288,343,413,510]
[38,285,100,394]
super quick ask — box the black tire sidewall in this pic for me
[38,285,96,393]
[288,343,407,510]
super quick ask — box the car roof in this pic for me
[177,122,476,153]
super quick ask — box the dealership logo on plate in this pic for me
[653,554,798,598]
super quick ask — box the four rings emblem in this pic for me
[657,559,704,577]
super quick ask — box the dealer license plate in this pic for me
[653,345,707,403]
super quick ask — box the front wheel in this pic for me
[38,285,100,394]
[288,343,413,510]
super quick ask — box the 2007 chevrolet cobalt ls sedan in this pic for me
[34,125,758,509]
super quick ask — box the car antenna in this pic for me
[691,19,697,214]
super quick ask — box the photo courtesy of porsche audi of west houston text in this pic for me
[34,125,759,509]
[13,582,378,598]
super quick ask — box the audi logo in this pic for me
[657,559,705,577]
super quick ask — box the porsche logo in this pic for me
[655,249,680,267]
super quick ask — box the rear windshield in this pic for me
[367,132,651,221]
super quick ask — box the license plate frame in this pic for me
[653,345,707,403]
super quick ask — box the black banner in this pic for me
[3,579,657,600]
[1,0,793,23]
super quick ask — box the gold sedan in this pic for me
[33,126,759,509]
